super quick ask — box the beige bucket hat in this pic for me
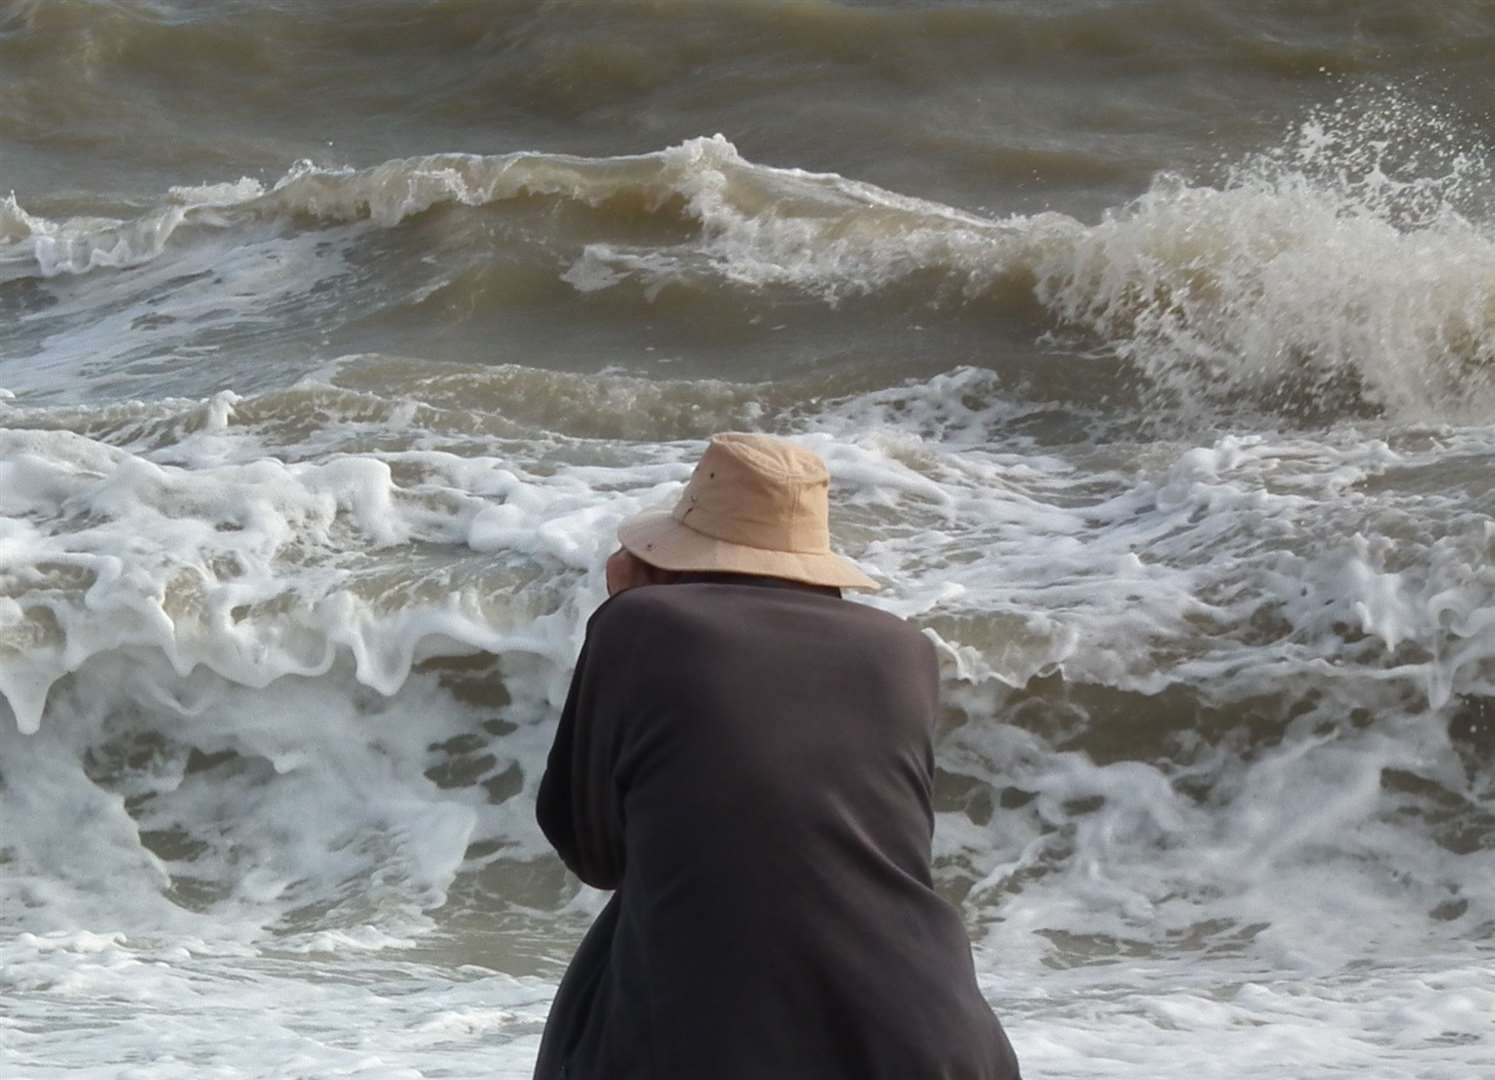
[617,433,880,591]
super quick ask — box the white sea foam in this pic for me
[0,930,554,1079]
[3,374,1491,963]
[2,906,1491,1079]
[8,373,1491,738]
[3,388,1492,1080]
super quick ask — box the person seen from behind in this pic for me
[533,432,1022,1079]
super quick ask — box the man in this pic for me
[534,433,1022,1080]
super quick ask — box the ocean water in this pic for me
[2,1,1494,1077]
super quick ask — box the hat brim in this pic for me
[617,510,880,591]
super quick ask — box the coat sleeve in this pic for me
[536,599,637,890]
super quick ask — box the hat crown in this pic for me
[671,433,830,554]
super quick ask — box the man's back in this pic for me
[535,577,1021,1080]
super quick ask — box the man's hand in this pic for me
[606,546,654,596]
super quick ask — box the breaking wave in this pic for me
[6,98,1494,423]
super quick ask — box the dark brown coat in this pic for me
[535,576,1021,1080]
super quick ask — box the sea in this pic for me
[2,1,1493,1077]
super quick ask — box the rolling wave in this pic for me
[5,116,1495,423]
